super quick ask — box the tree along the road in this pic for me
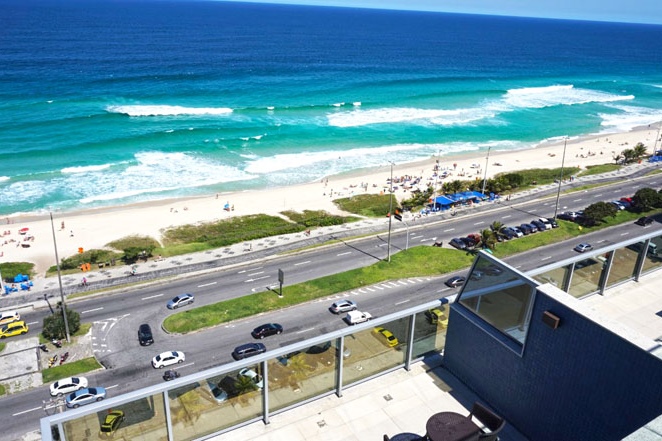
[633,187,662,212]
[42,305,81,340]
[582,201,619,226]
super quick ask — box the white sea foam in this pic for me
[106,105,233,117]
[332,102,345,107]
[61,164,112,174]
[267,106,275,110]
[353,102,361,107]
[598,104,662,133]
[0,176,9,182]
[327,106,495,128]
[74,151,252,204]
[502,85,633,109]
[327,85,634,128]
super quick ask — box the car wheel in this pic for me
[352,306,357,311]
[277,330,282,334]
[178,359,183,364]
[158,365,164,369]
[174,304,179,309]
[259,335,264,339]
[96,397,103,402]
[57,392,63,397]
[73,404,79,409]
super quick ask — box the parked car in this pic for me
[518,224,533,235]
[151,351,185,369]
[138,323,154,346]
[251,323,283,339]
[99,410,124,438]
[167,293,194,309]
[635,216,654,226]
[206,379,228,402]
[445,276,465,288]
[0,321,28,339]
[50,376,88,397]
[425,308,448,328]
[461,236,477,248]
[232,343,267,360]
[329,300,357,314]
[501,227,518,240]
[238,368,264,389]
[510,226,524,237]
[574,243,593,253]
[344,311,373,325]
[558,211,582,221]
[531,220,548,231]
[449,238,467,250]
[538,217,554,229]
[66,387,106,408]
[0,311,20,326]
[610,201,626,210]
[372,327,399,347]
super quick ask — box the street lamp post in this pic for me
[386,161,394,262]
[481,146,491,197]
[553,137,568,220]
[50,213,71,343]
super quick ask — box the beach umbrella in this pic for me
[19,227,29,234]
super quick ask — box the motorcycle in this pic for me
[47,355,58,368]
[59,351,70,365]
[163,369,180,381]
[51,339,62,348]
[39,344,49,352]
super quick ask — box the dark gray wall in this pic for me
[443,291,662,441]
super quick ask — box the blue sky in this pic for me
[216,0,662,25]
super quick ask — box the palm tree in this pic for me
[490,221,506,241]
[480,228,497,250]
[449,180,464,194]
[633,142,647,160]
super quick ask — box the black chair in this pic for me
[383,433,425,441]
[468,402,505,441]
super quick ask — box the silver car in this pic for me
[329,300,357,314]
[167,293,194,309]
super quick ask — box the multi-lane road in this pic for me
[4,172,661,438]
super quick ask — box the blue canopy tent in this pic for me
[432,195,455,211]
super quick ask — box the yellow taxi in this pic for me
[425,308,449,328]
[372,327,399,347]
[0,320,29,339]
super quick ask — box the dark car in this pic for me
[501,227,517,240]
[449,238,467,250]
[518,224,533,235]
[138,324,154,346]
[445,276,466,288]
[232,342,267,360]
[251,323,283,339]
[460,237,477,248]
[484,264,504,276]
[531,220,547,231]
[635,216,654,226]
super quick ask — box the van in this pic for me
[0,311,20,326]
[647,242,658,256]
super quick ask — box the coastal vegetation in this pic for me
[41,357,102,384]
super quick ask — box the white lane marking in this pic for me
[337,252,352,256]
[540,256,552,261]
[106,384,119,389]
[142,294,164,300]
[13,406,41,416]
[248,271,265,276]
[620,232,630,236]
[245,275,270,283]
[198,282,217,287]
[294,261,311,266]
[179,362,195,368]
[297,327,315,334]
[26,321,38,325]
[502,215,511,219]
[81,307,103,314]
[474,221,485,225]
[395,299,410,306]
[238,267,263,273]
[411,235,423,240]
[443,228,455,232]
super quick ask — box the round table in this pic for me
[425,411,481,441]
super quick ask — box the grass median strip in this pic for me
[42,357,103,384]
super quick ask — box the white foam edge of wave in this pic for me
[61,164,113,174]
[106,104,234,117]
[0,176,10,182]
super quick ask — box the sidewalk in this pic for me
[1,161,656,314]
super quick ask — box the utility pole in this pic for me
[386,161,394,262]
[553,137,568,220]
[50,213,70,343]
[481,146,491,197]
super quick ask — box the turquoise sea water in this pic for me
[1,0,662,215]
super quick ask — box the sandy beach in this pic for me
[2,124,661,276]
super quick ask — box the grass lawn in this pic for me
[42,357,103,384]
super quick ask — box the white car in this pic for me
[152,351,185,369]
[50,376,88,397]
[238,368,264,389]
[329,300,357,314]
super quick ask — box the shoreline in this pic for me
[2,123,661,275]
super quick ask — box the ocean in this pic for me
[2,0,662,216]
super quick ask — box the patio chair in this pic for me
[468,402,505,441]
